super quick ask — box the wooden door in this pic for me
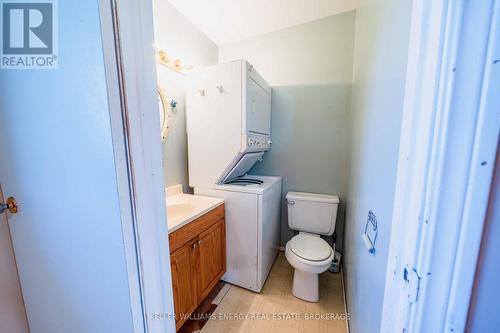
[170,240,198,329]
[197,219,225,300]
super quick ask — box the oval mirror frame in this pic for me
[157,86,170,142]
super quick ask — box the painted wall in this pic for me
[219,13,355,249]
[153,0,218,193]
[0,1,136,332]
[343,1,412,332]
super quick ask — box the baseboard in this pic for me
[341,266,350,333]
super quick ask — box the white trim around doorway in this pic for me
[98,0,176,332]
[381,1,500,332]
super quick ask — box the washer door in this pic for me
[220,152,265,184]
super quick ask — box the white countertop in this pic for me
[166,185,224,233]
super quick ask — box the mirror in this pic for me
[158,86,170,142]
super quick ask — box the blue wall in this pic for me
[344,1,412,332]
[219,13,355,249]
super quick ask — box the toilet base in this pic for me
[292,269,319,302]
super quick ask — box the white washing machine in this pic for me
[187,60,281,292]
[195,175,282,292]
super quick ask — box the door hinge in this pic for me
[403,266,421,303]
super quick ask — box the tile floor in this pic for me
[201,252,348,333]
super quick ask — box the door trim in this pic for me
[98,0,175,332]
[0,185,30,333]
[381,0,500,332]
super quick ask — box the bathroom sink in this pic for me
[167,202,196,221]
[166,185,224,233]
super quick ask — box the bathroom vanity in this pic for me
[166,185,225,330]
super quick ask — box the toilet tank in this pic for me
[286,192,340,236]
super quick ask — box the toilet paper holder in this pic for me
[362,210,378,254]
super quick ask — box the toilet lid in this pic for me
[289,234,332,262]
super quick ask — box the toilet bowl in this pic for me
[285,233,334,302]
[284,192,339,302]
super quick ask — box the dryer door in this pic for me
[247,78,271,135]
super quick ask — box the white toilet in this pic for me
[284,191,339,302]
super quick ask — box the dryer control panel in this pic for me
[242,133,272,152]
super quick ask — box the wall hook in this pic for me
[199,89,205,96]
[216,86,224,93]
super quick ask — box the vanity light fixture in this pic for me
[155,48,194,74]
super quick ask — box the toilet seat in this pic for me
[288,234,332,262]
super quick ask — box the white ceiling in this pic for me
[167,0,359,45]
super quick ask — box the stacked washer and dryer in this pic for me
[186,60,281,293]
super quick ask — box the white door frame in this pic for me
[381,0,500,332]
[98,0,175,332]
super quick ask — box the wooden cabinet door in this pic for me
[197,219,226,300]
[170,240,197,329]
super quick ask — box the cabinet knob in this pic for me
[198,240,203,245]
[192,243,197,249]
